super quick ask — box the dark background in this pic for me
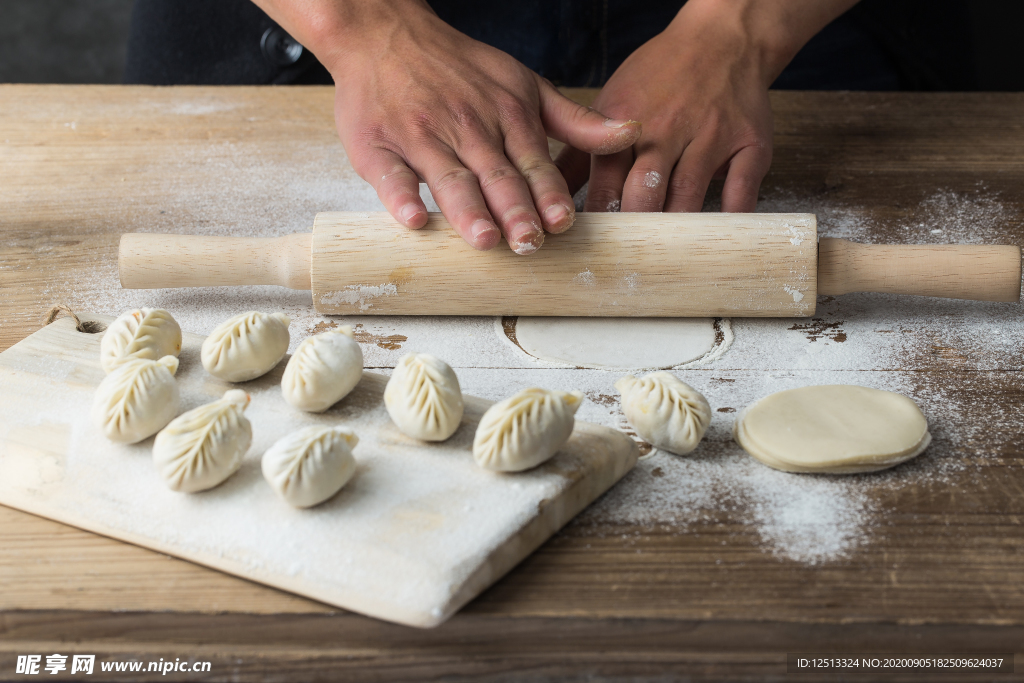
[2,0,1024,90]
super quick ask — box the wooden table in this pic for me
[2,85,1023,681]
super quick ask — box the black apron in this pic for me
[123,0,976,91]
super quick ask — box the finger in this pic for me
[351,148,428,229]
[461,146,546,254]
[554,144,591,197]
[720,145,771,213]
[413,146,502,250]
[663,141,720,213]
[584,148,633,213]
[536,77,641,155]
[505,127,576,234]
[620,151,674,212]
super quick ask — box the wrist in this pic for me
[252,0,435,76]
[667,0,860,87]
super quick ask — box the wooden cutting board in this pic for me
[0,313,638,628]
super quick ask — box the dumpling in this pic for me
[262,426,359,508]
[153,389,252,492]
[92,356,180,443]
[384,353,464,441]
[100,308,182,372]
[201,311,290,382]
[281,326,363,412]
[615,371,711,455]
[473,387,582,472]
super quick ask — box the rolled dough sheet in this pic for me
[734,385,931,474]
[508,317,717,370]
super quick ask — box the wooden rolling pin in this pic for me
[119,212,1021,317]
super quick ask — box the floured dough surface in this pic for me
[735,385,930,474]
[510,317,717,369]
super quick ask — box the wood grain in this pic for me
[818,238,1021,301]
[2,85,1024,681]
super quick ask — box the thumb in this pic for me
[537,77,641,156]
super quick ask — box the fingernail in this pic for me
[470,219,500,249]
[543,203,568,226]
[604,118,634,128]
[510,221,544,255]
[544,204,575,233]
[400,203,422,225]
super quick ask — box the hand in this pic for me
[557,0,859,213]
[254,0,641,253]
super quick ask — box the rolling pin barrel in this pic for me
[118,212,1022,316]
[119,233,312,290]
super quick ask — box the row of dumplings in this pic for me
[92,308,597,508]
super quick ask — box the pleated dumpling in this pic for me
[153,389,252,492]
[201,311,290,382]
[384,353,464,441]
[100,308,182,372]
[615,371,711,455]
[92,356,180,443]
[473,387,583,472]
[262,426,359,508]
[281,326,363,412]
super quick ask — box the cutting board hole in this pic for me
[42,305,106,334]
[77,321,106,334]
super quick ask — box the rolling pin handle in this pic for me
[119,233,313,290]
[817,238,1022,302]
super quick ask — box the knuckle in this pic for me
[735,127,770,154]
[379,164,416,189]
[631,166,665,193]
[669,172,704,200]
[431,166,475,195]
[350,123,390,146]
[447,102,487,134]
[516,153,554,182]
[498,96,534,124]
[586,186,622,212]
[478,164,522,192]
[405,111,439,133]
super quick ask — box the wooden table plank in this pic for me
[1,85,1022,681]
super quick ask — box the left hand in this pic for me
[557,0,858,213]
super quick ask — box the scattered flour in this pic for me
[571,269,596,287]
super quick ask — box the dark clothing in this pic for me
[124,0,976,91]
[124,0,332,85]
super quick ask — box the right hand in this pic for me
[254,0,641,254]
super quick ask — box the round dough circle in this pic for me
[735,385,930,474]
[509,317,717,370]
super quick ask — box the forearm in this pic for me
[668,0,862,86]
[249,0,434,73]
